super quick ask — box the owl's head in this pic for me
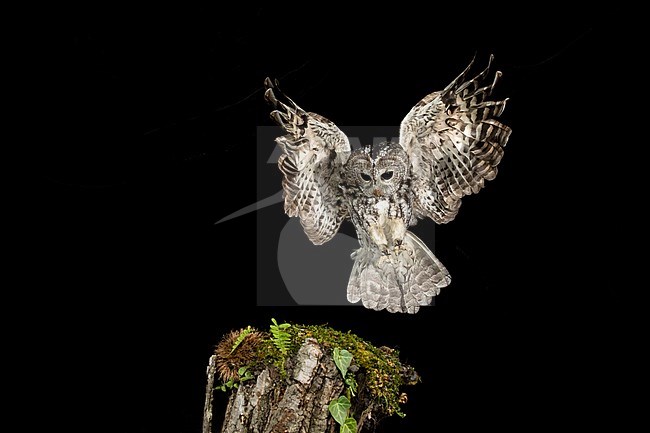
[344,142,410,197]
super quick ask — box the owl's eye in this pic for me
[381,171,394,181]
[360,173,372,182]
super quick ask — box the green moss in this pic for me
[253,335,290,377]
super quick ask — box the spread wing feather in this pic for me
[264,78,351,244]
[399,55,512,224]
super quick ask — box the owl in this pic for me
[264,55,511,313]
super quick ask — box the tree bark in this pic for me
[218,338,343,433]
[202,355,217,433]
[204,337,416,433]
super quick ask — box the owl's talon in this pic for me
[378,250,391,265]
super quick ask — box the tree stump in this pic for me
[203,324,418,433]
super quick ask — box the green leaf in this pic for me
[230,326,252,354]
[240,369,254,383]
[333,348,353,379]
[328,396,351,425]
[237,366,248,376]
[341,417,357,433]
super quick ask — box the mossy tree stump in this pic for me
[203,323,418,433]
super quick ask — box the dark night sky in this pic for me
[34,7,629,433]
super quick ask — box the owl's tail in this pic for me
[347,231,451,313]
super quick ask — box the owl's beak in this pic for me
[373,189,382,197]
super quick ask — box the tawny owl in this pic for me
[264,55,511,313]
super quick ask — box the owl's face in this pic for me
[344,142,409,198]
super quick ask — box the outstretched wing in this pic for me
[399,55,512,224]
[264,78,351,245]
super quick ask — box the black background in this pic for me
[35,6,628,432]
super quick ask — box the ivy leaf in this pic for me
[341,417,357,433]
[333,348,353,379]
[328,396,351,425]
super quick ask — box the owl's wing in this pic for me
[399,55,512,224]
[264,78,351,245]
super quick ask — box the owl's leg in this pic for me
[386,217,407,253]
[368,225,390,256]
